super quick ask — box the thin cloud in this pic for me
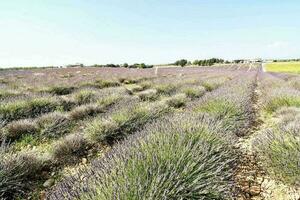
[267,41,289,49]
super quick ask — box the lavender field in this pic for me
[0,65,299,200]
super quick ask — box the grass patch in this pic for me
[265,96,300,113]
[12,135,40,151]
[182,86,206,99]
[195,99,240,118]
[73,90,97,105]
[254,129,300,186]
[195,99,246,136]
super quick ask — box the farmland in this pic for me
[266,61,300,74]
[0,65,299,200]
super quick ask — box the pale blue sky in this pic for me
[0,0,300,67]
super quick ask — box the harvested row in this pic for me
[48,74,232,165]
[1,73,229,150]
[190,70,258,137]
[0,78,150,126]
[0,71,238,199]
[1,72,233,148]
[47,70,258,199]
[253,71,300,193]
[1,88,129,144]
[0,72,228,127]
[49,114,237,200]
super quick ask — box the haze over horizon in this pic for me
[1,0,300,68]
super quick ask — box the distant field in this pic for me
[266,61,300,73]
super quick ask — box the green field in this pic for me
[266,61,300,74]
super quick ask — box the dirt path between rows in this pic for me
[234,71,265,200]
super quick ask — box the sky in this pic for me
[0,0,300,67]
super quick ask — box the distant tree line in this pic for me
[193,58,225,66]
[0,66,58,71]
[233,60,244,64]
[173,58,227,67]
[273,59,300,62]
[91,63,153,69]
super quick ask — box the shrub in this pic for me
[276,106,300,119]
[195,99,240,118]
[118,78,139,84]
[137,89,158,101]
[0,78,9,84]
[254,129,300,186]
[52,133,89,164]
[194,99,246,136]
[86,104,168,144]
[68,104,102,121]
[139,81,152,90]
[82,79,120,89]
[58,97,77,111]
[182,86,206,99]
[0,90,20,100]
[125,84,144,94]
[37,112,72,138]
[163,94,187,108]
[275,107,300,129]
[73,90,96,105]
[44,86,76,95]
[118,77,126,83]
[202,82,218,92]
[155,84,176,95]
[289,79,300,90]
[279,115,300,137]
[0,97,59,123]
[0,147,47,199]
[85,118,119,144]
[47,114,237,199]
[4,120,37,141]
[96,95,122,108]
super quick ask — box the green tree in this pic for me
[193,60,199,65]
[174,59,188,67]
